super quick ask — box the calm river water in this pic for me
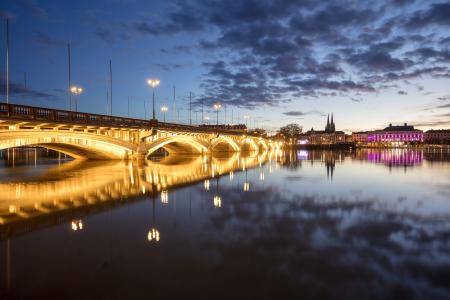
[0,148,450,300]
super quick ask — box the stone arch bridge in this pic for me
[0,103,279,159]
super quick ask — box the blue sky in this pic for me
[0,0,449,132]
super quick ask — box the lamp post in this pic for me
[70,86,83,112]
[147,79,160,120]
[244,115,249,128]
[213,102,222,126]
[161,105,168,122]
[204,116,210,125]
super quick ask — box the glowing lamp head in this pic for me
[161,105,168,112]
[213,102,222,110]
[147,79,160,88]
[70,86,83,95]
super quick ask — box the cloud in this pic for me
[96,29,116,44]
[0,78,59,101]
[17,0,48,18]
[405,2,450,29]
[34,31,65,46]
[283,111,305,116]
[436,103,450,109]
[398,90,408,95]
[160,45,191,54]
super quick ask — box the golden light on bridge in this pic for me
[213,195,221,208]
[147,227,160,242]
[243,182,250,192]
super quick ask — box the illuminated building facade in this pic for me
[424,129,450,144]
[352,132,369,144]
[367,123,423,145]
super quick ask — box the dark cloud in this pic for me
[96,29,116,44]
[160,45,191,54]
[398,90,408,95]
[17,0,48,18]
[123,0,450,108]
[0,78,58,101]
[34,31,65,46]
[405,2,450,29]
[283,111,305,116]
[436,103,450,109]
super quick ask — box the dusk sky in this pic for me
[0,0,449,132]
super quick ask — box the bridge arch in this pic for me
[240,137,259,152]
[0,130,136,159]
[145,135,208,157]
[209,136,240,152]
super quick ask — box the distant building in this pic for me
[366,123,423,145]
[424,129,450,144]
[298,114,346,145]
[352,131,369,144]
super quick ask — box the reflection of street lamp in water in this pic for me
[147,195,161,242]
[213,195,221,208]
[71,219,83,231]
[161,190,169,205]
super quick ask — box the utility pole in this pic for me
[128,96,130,117]
[189,92,192,126]
[68,43,71,110]
[231,109,234,125]
[106,90,109,114]
[6,19,10,104]
[23,72,27,89]
[109,60,113,116]
[201,97,204,124]
[173,86,176,122]
[224,105,227,125]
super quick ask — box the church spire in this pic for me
[331,113,335,132]
[326,114,330,132]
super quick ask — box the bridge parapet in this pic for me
[0,103,278,159]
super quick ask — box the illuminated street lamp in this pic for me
[244,115,249,127]
[160,105,168,122]
[147,78,160,120]
[70,85,83,112]
[213,102,222,125]
[204,116,210,125]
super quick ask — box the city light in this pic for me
[71,219,83,231]
[161,105,168,122]
[213,195,221,208]
[204,179,210,191]
[70,86,83,95]
[213,102,221,125]
[147,78,160,120]
[147,227,160,242]
[243,182,250,192]
[161,190,169,205]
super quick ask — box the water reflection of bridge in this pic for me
[0,151,277,238]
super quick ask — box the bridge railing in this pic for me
[0,102,264,137]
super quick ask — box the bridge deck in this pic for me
[0,102,252,136]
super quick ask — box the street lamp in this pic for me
[70,86,83,112]
[147,78,160,120]
[244,115,249,127]
[213,102,222,126]
[160,105,168,122]
[204,116,210,125]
